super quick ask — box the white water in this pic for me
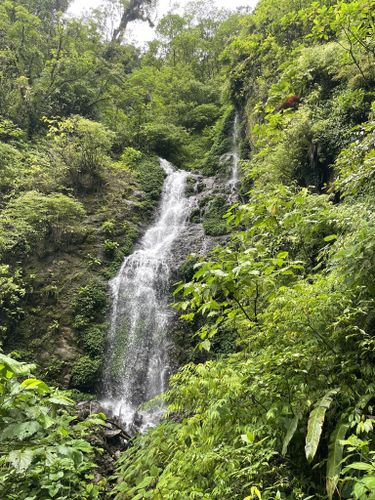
[102,159,190,431]
[227,112,241,192]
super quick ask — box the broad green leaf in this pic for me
[251,486,262,499]
[360,475,375,490]
[0,354,35,377]
[48,395,73,406]
[305,389,338,462]
[135,476,154,490]
[276,251,289,259]
[345,462,375,472]
[326,420,349,499]
[199,339,211,352]
[324,235,337,242]
[282,414,300,456]
[2,421,41,441]
[241,431,255,444]
[211,269,228,277]
[21,378,50,393]
[8,449,34,472]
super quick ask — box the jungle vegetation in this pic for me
[0,0,374,498]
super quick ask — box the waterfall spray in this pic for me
[227,112,241,192]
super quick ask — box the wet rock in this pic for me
[104,428,122,439]
[76,400,132,477]
[77,401,133,440]
[77,400,106,419]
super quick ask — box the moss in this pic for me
[202,196,230,236]
[201,107,235,176]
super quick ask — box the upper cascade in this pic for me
[227,112,241,193]
[102,159,191,432]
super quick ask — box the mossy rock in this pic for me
[202,196,230,236]
[70,355,102,392]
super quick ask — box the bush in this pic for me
[80,325,106,357]
[0,353,105,498]
[202,196,230,236]
[119,147,143,167]
[0,142,23,193]
[0,191,85,259]
[0,265,26,340]
[202,106,235,176]
[73,279,108,328]
[101,220,115,236]
[130,155,165,211]
[103,239,120,258]
[47,116,115,193]
[181,103,221,131]
[70,355,101,392]
[0,117,25,143]
[138,122,189,166]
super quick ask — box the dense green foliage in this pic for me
[1,0,374,497]
[0,352,105,498]
[111,0,375,498]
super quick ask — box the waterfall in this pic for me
[102,158,191,431]
[227,112,241,192]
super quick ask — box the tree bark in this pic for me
[112,0,155,43]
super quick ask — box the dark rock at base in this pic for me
[76,400,132,478]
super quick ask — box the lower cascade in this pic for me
[102,158,191,431]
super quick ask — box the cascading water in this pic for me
[102,159,191,431]
[227,112,241,192]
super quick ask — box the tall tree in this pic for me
[112,0,156,42]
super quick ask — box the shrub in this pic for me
[130,155,165,211]
[202,106,235,176]
[73,279,108,328]
[181,103,221,131]
[103,239,120,258]
[70,355,101,392]
[0,352,105,498]
[0,117,25,143]
[0,142,23,193]
[138,122,189,166]
[101,220,115,236]
[119,147,143,167]
[47,116,115,193]
[202,196,230,236]
[80,325,106,357]
[0,265,26,340]
[0,191,85,259]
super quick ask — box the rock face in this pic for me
[171,175,217,276]
[170,173,229,275]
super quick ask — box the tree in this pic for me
[112,0,156,42]
[47,116,115,192]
